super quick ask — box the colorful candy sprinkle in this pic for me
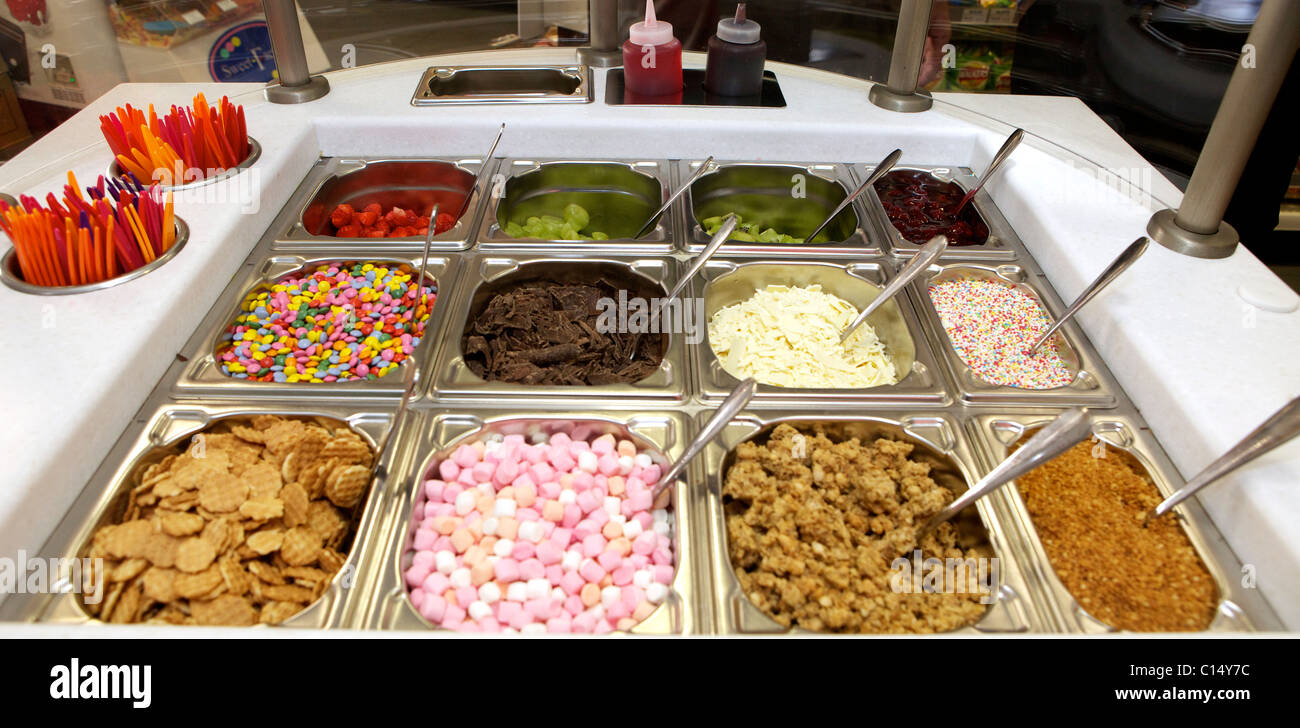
[928,278,1073,389]
[218,262,435,383]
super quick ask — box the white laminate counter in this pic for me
[1,49,1296,631]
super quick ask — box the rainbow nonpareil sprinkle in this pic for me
[928,279,1073,389]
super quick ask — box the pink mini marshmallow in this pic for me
[579,560,607,584]
[471,462,494,483]
[425,478,446,501]
[632,531,657,555]
[413,529,437,551]
[516,507,540,522]
[519,558,546,581]
[422,572,450,595]
[455,468,477,486]
[522,445,546,464]
[597,453,620,476]
[612,565,635,587]
[404,564,430,588]
[538,481,562,500]
[582,533,606,558]
[576,490,600,515]
[528,463,554,483]
[442,483,464,503]
[642,464,662,485]
[572,612,596,633]
[493,558,520,582]
[548,446,575,472]
[419,594,447,623]
[511,542,535,561]
[536,540,563,566]
[609,537,632,556]
[573,471,595,491]
[432,535,453,552]
[560,571,586,596]
[597,550,623,572]
[564,594,585,616]
[546,615,572,634]
[562,504,582,528]
[409,587,426,609]
[592,434,616,454]
[549,527,571,548]
[525,598,555,620]
[493,459,519,486]
[455,585,477,608]
[621,585,644,610]
[605,600,630,620]
[652,548,672,565]
[545,564,564,586]
[452,445,477,468]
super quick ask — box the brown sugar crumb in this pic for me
[722,423,988,634]
[1014,438,1218,632]
[80,415,373,627]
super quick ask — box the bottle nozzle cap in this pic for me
[716,3,761,44]
[630,0,675,46]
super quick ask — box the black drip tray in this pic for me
[605,69,786,108]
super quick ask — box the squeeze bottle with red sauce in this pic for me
[622,0,683,97]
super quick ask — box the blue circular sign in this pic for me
[209,21,278,83]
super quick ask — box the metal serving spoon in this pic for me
[628,214,737,363]
[805,148,902,245]
[839,234,947,344]
[952,128,1024,217]
[651,377,757,502]
[633,155,715,240]
[918,407,1093,537]
[1145,397,1300,524]
[1025,237,1149,356]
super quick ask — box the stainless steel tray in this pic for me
[0,402,413,630]
[431,254,690,404]
[678,160,881,257]
[911,262,1117,407]
[474,159,675,254]
[360,408,704,633]
[699,411,1051,634]
[967,411,1283,633]
[856,164,1022,260]
[274,157,491,251]
[692,258,949,406]
[171,252,462,402]
[411,65,593,106]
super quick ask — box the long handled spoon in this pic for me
[455,123,506,223]
[805,148,902,245]
[918,407,1093,537]
[1026,237,1149,356]
[1146,397,1300,523]
[628,214,737,362]
[634,155,715,240]
[373,203,440,477]
[651,377,757,502]
[952,128,1024,217]
[839,234,946,345]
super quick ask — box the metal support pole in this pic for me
[262,0,330,104]
[578,0,622,67]
[869,0,934,113]
[1147,0,1299,258]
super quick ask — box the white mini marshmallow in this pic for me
[521,623,548,634]
[481,517,499,536]
[604,496,621,516]
[652,509,669,524]
[494,498,517,518]
[558,490,577,505]
[622,519,643,540]
[577,450,599,474]
[468,600,493,621]
[633,570,653,589]
[519,520,544,543]
[610,513,626,526]
[477,482,495,495]
[653,522,671,538]
[530,432,549,445]
[618,455,634,475]
[561,550,582,572]
[634,453,652,469]
[526,578,551,600]
[435,550,457,575]
[448,567,471,589]
[478,582,502,604]
[506,582,528,602]
[454,490,476,516]
[646,583,669,604]
[551,587,567,602]
[601,585,622,608]
[493,538,515,558]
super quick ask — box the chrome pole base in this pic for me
[577,47,622,68]
[265,75,331,104]
[868,84,933,113]
[1146,208,1240,260]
